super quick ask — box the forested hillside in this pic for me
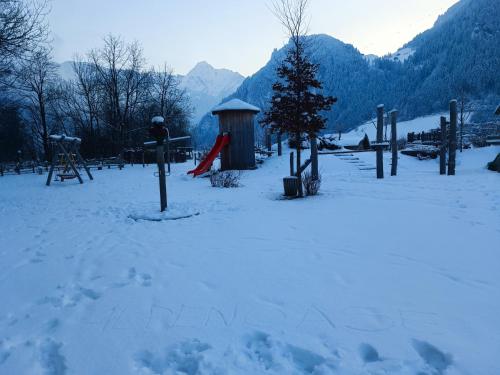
[195,0,500,146]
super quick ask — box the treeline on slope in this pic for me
[0,2,191,162]
[195,0,499,146]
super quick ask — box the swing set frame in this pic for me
[46,135,94,186]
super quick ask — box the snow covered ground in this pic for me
[0,146,499,375]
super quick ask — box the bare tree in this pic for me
[270,0,309,48]
[14,46,58,159]
[456,84,474,152]
[89,35,149,149]
[0,0,48,77]
[150,63,191,135]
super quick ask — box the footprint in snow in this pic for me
[359,343,381,364]
[135,339,211,375]
[38,339,67,375]
[128,267,153,287]
[412,339,452,375]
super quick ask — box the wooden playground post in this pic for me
[157,143,167,212]
[440,116,447,175]
[310,136,319,180]
[376,105,385,179]
[390,110,398,176]
[448,100,458,176]
[150,116,168,212]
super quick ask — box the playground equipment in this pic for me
[188,134,230,177]
[46,135,93,186]
[189,99,260,177]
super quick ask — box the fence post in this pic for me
[440,116,447,175]
[448,100,457,176]
[376,105,385,179]
[390,110,398,176]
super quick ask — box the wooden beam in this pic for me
[440,116,447,175]
[390,110,398,176]
[448,100,458,176]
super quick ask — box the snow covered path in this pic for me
[0,147,499,375]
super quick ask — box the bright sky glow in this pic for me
[49,0,458,76]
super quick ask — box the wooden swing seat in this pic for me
[57,174,78,181]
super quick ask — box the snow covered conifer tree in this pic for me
[261,0,335,197]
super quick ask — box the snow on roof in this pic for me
[212,99,260,115]
[49,134,82,143]
[151,116,165,124]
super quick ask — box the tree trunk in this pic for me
[296,131,303,197]
[39,96,50,162]
[277,132,282,156]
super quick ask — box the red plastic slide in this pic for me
[188,134,230,177]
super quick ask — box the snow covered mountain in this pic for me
[195,0,500,145]
[180,62,245,123]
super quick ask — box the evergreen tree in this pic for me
[262,41,335,196]
[261,0,335,197]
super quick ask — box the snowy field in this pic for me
[0,146,499,375]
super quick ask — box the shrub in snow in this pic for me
[210,170,240,188]
[302,171,321,196]
[359,134,371,150]
[318,135,342,151]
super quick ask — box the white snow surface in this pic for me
[343,113,445,145]
[387,47,415,63]
[212,99,260,114]
[0,145,499,374]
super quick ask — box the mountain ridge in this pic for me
[194,0,500,146]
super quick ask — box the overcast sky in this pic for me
[49,0,458,76]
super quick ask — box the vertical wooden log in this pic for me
[310,136,319,180]
[290,152,294,176]
[376,105,384,179]
[390,110,398,176]
[440,116,447,175]
[157,143,167,212]
[448,100,457,176]
[266,128,272,153]
[277,132,282,156]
